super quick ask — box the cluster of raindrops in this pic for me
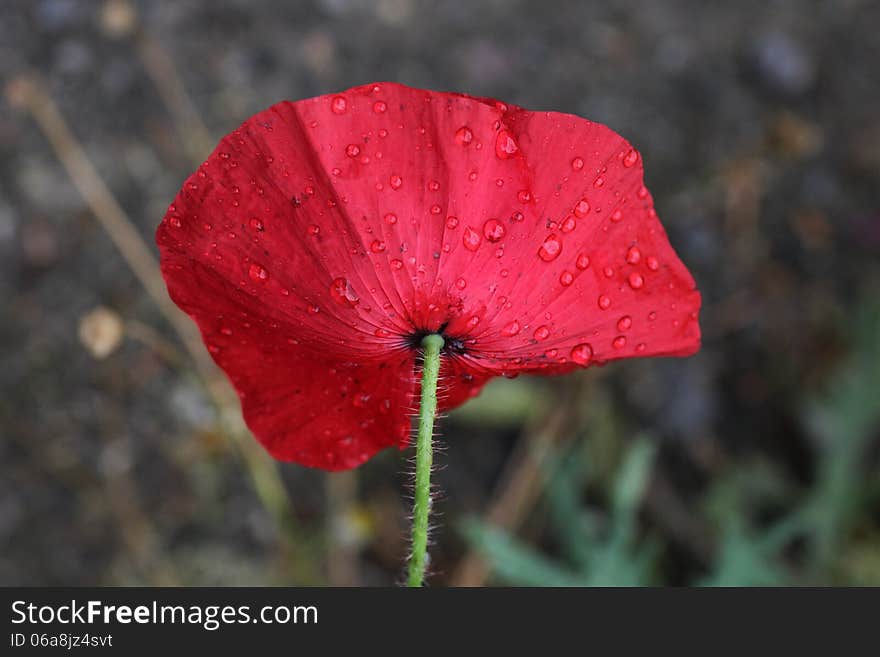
[166,88,687,378]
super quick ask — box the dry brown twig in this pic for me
[5,75,300,561]
[450,384,585,586]
[101,0,215,163]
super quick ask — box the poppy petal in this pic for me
[157,82,701,469]
[158,254,416,469]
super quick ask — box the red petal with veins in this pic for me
[157,82,701,470]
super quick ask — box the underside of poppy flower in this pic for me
[157,82,701,470]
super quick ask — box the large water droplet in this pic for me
[617,316,632,331]
[501,320,521,337]
[495,129,518,159]
[462,227,482,251]
[331,96,347,114]
[482,218,506,242]
[345,144,361,158]
[576,253,591,270]
[570,343,593,365]
[571,157,584,170]
[598,295,611,310]
[559,270,574,286]
[646,256,660,271]
[574,198,591,217]
[623,148,639,168]
[330,277,359,307]
[533,325,550,341]
[370,239,386,253]
[626,246,641,264]
[538,235,562,261]
[628,272,644,289]
[248,263,268,282]
[454,126,474,145]
[612,336,627,349]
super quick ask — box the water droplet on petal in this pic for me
[612,335,627,349]
[330,277,359,307]
[462,227,482,251]
[598,295,612,310]
[517,190,533,204]
[510,211,524,222]
[576,253,591,270]
[482,218,506,242]
[626,246,641,264]
[617,316,632,331]
[559,270,574,286]
[466,315,480,329]
[610,209,623,222]
[495,129,518,159]
[571,157,584,170]
[623,148,639,167]
[168,216,182,228]
[446,215,459,229]
[383,212,397,225]
[455,277,467,290]
[373,100,387,113]
[345,144,361,158]
[390,259,403,270]
[501,320,521,337]
[561,215,577,233]
[646,256,660,271]
[538,235,562,261]
[370,239,386,253]
[249,217,264,232]
[574,198,591,217]
[628,272,644,289]
[331,96,347,114]
[593,176,605,188]
[533,325,550,341]
[389,174,403,189]
[248,263,268,282]
[454,126,474,145]
[570,343,593,365]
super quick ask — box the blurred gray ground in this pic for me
[1,0,879,585]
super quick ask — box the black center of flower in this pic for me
[405,323,466,355]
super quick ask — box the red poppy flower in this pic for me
[157,82,701,470]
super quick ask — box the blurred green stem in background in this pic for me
[408,333,444,587]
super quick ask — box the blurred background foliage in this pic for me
[1,0,878,586]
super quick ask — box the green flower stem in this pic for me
[407,333,444,587]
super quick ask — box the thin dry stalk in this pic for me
[6,75,298,558]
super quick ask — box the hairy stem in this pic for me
[408,333,444,587]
